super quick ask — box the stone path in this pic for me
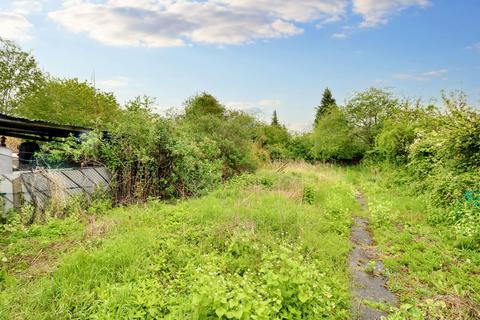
[349,192,398,320]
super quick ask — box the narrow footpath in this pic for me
[349,192,398,319]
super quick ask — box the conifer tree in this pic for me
[271,110,279,126]
[314,88,337,127]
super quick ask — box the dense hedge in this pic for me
[311,89,479,241]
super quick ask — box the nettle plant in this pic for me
[185,244,346,320]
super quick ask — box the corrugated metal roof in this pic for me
[0,113,91,141]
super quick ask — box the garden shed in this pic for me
[0,114,110,211]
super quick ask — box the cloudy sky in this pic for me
[1,0,479,130]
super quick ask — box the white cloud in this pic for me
[393,68,448,81]
[226,99,281,116]
[331,32,348,39]
[257,99,281,107]
[286,121,311,133]
[12,0,46,15]
[222,0,347,23]
[467,42,480,52]
[98,76,129,88]
[48,0,348,47]
[0,1,47,42]
[0,11,33,41]
[226,101,257,112]
[422,69,448,77]
[352,0,430,28]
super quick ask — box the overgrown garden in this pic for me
[1,37,479,319]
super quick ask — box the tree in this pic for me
[271,110,279,126]
[287,133,314,161]
[344,87,398,147]
[257,120,292,160]
[184,92,225,118]
[314,88,336,127]
[0,38,44,114]
[313,108,366,161]
[16,78,120,127]
[183,93,258,178]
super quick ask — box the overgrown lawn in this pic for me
[1,164,357,319]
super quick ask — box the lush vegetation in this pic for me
[312,88,480,245]
[2,164,478,319]
[1,164,357,319]
[1,38,479,319]
[345,167,480,319]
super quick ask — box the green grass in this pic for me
[0,164,358,319]
[2,163,478,319]
[345,166,480,319]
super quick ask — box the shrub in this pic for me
[406,93,480,205]
[302,185,316,204]
[313,108,366,162]
[257,123,292,161]
[287,134,315,161]
[375,118,416,164]
[168,132,223,197]
[182,100,259,178]
[36,94,260,205]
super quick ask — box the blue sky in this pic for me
[1,0,479,131]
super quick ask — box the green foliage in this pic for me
[313,107,366,161]
[345,88,398,147]
[181,107,258,179]
[259,123,290,146]
[454,201,480,242]
[188,244,343,319]
[16,77,120,127]
[38,93,259,203]
[314,88,336,127]
[404,93,480,206]
[337,89,480,244]
[100,96,224,200]
[302,185,316,204]
[169,132,223,197]
[35,133,101,168]
[271,110,279,126]
[374,114,416,164]
[181,93,259,177]
[185,92,226,118]
[348,166,480,319]
[0,37,44,114]
[287,134,315,161]
[364,260,377,275]
[0,165,354,319]
[257,123,292,161]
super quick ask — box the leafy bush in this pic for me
[302,185,316,204]
[406,93,480,206]
[375,118,416,164]
[168,132,223,197]
[287,134,315,161]
[257,123,293,161]
[17,78,120,127]
[187,244,341,319]
[37,94,260,205]
[454,202,480,240]
[313,107,366,162]
[182,94,259,178]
